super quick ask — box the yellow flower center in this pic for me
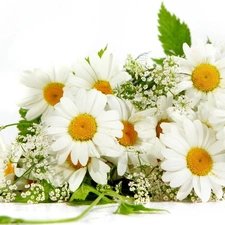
[43,82,65,106]
[93,80,113,95]
[68,114,97,141]
[191,64,220,92]
[4,162,14,177]
[186,147,213,176]
[117,121,137,146]
[67,153,91,169]
[156,119,170,138]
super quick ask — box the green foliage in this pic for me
[69,183,114,204]
[151,57,165,65]
[0,216,24,224]
[70,183,95,201]
[115,201,169,215]
[158,3,191,56]
[17,108,41,137]
[98,44,108,58]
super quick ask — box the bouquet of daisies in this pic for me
[1,2,225,223]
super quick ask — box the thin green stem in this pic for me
[0,193,105,224]
[102,189,133,203]
[12,157,45,186]
[0,123,18,131]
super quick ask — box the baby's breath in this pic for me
[0,179,17,202]
[126,172,151,204]
[13,123,55,182]
[116,55,184,111]
[20,183,45,203]
[49,183,71,203]
[148,166,179,202]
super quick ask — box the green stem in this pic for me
[12,157,45,185]
[0,123,18,131]
[103,189,133,203]
[0,193,105,224]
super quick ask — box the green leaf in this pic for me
[0,216,24,224]
[98,44,108,58]
[151,57,165,65]
[69,183,115,205]
[206,37,212,44]
[19,108,28,119]
[16,108,41,138]
[70,183,96,201]
[115,202,169,215]
[158,3,191,56]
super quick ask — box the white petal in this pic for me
[208,140,225,155]
[86,141,100,158]
[55,97,79,119]
[57,147,72,164]
[160,133,189,155]
[209,178,223,199]
[183,119,198,147]
[46,116,69,127]
[199,176,211,202]
[88,159,110,184]
[69,168,87,191]
[78,142,89,166]
[26,101,48,120]
[117,153,128,176]
[87,90,107,116]
[160,159,186,172]
[162,148,185,159]
[93,133,115,147]
[176,176,193,200]
[192,176,201,199]
[51,135,72,151]
[162,171,174,183]
[168,169,191,188]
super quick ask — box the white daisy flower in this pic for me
[209,100,225,131]
[160,118,225,202]
[148,95,175,160]
[16,64,77,121]
[45,88,123,167]
[71,50,131,95]
[176,39,225,107]
[106,95,157,176]
[51,156,110,192]
[0,135,16,184]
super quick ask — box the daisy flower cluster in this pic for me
[1,3,225,220]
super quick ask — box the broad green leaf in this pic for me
[115,201,169,215]
[69,183,115,205]
[69,183,94,201]
[158,3,191,56]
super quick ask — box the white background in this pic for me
[1,0,225,223]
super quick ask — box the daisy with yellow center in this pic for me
[45,88,123,167]
[71,50,131,95]
[147,95,174,161]
[160,118,225,202]
[16,65,77,121]
[106,95,157,176]
[51,156,110,192]
[0,135,16,185]
[176,40,225,107]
